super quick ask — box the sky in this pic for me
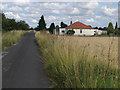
[0,1,118,28]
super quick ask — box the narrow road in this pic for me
[2,31,51,88]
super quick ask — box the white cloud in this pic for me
[8,6,23,12]
[52,10,60,14]
[32,19,37,23]
[20,13,26,17]
[101,6,117,16]
[1,0,30,2]
[85,2,99,9]
[0,3,8,11]
[4,12,21,19]
[71,8,80,14]
[1,2,118,28]
[95,16,101,19]
[86,18,94,23]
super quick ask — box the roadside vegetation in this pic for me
[35,31,119,88]
[2,13,29,32]
[2,13,30,51]
[2,30,28,51]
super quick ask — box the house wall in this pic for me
[96,30,102,35]
[67,29,98,36]
[54,28,102,36]
[59,28,66,35]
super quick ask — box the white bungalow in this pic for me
[54,21,104,36]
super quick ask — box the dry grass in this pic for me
[2,30,28,51]
[56,36,118,68]
[35,31,119,88]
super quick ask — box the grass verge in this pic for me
[35,31,119,88]
[2,30,28,51]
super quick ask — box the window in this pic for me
[80,29,82,33]
[62,30,65,33]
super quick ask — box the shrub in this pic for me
[66,30,75,35]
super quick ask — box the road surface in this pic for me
[2,31,51,88]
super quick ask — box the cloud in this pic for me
[0,3,8,11]
[95,16,101,19]
[101,6,117,16]
[1,0,30,2]
[8,6,23,12]
[86,18,94,23]
[4,12,21,19]
[2,2,118,28]
[71,8,80,14]
[32,19,37,23]
[52,10,60,14]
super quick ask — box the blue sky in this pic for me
[1,1,118,28]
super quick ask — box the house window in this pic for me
[80,29,82,33]
[62,30,65,33]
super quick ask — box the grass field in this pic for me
[2,30,28,51]
[35,31,119,88]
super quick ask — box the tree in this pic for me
[107,22,114,35]
[49,23,55,34]
[94,27,98,29]
[2,13,29,31]
[115,22,118,29]
[38,15,46,30]
[108,22,114,29]
[15,20,29,30]
[56,25,59,29]
[66,30,75,35]
[60,22,67,28]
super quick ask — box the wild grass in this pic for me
[35,31,119,88]
[2,30,28,51]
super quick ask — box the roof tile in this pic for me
[66,21,94,29]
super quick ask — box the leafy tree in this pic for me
[94,27,98,29]
[60,22,67,28]
[56,25,59,30]
[38,15,46,30]
[15,20,29,30]
[66,30,75,35]
[108,22,114,29]
[34,26,39,31]
[49,23,55,34]
[115,22,118,29]
[29,27,34,30]
[107,22,114,35]
[2,13,29,31]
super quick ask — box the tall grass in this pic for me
[35,31,119,88]
[2,30,28,51]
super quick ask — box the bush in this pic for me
[66,30,75,35]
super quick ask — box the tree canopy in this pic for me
[2,13,29,32]
[115,22,118,29]
[60,22,68,28]
[107,22,114,35]
[49,23,55,34]
[108,22,114,29]
[38,15,46,30]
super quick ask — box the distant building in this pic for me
[54,21,105,36]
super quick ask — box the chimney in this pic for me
[70,21,72,25]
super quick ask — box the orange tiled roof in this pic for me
[66,21,94,29]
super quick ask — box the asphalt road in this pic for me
[2,31,51,88]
